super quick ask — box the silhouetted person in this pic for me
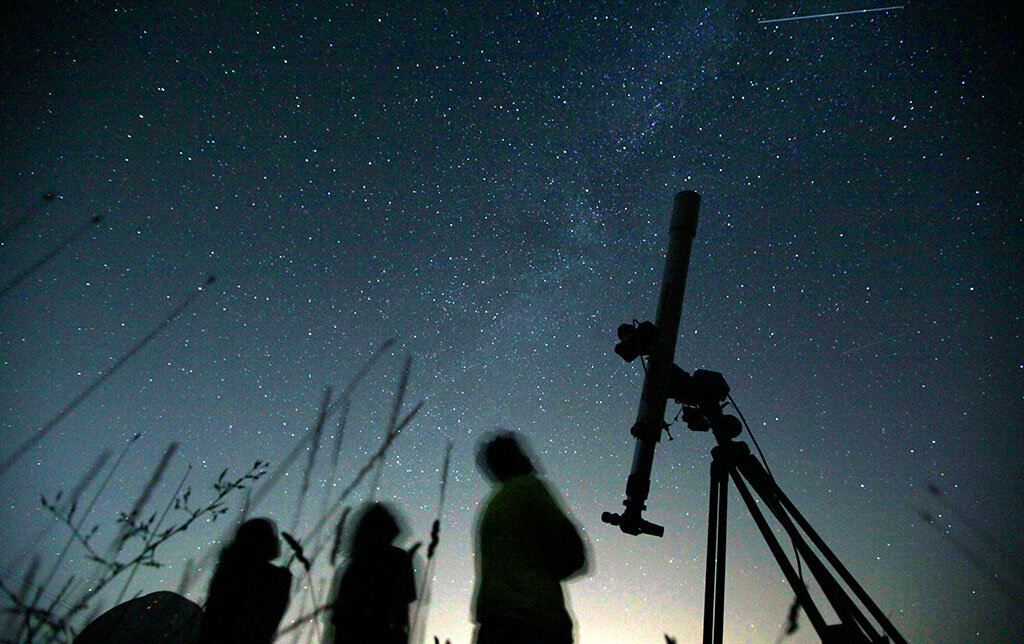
[199,517,291,644]
[472,432,587,644]
[330,502,416,644]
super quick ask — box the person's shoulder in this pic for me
[503,472,542,489]
[512,473,555,497]
[385,544,412,565]
[490,474,556,509]
[266,562,292,583]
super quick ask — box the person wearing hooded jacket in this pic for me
[199,517,291,644]
[330,502,416,644]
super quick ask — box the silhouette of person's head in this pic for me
[225,517,281,562]
[477,431,536,483]
[350,502,402,554]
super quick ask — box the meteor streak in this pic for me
[840,329,917,355]
[759,5,903,24]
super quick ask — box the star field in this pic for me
[1,2,1021,643]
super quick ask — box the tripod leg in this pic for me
[728,468,831,638]
[742,456,903,644]
[703,455,733,644]
[703,459,726,644]
[765,470,908,644]
[738,463,876,640]
[702,466,717,644]
[713,471,727,644]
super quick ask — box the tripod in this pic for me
[702,437,907,644]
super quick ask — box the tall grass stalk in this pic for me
[45,434,141,618]
[293,386,332,530]
[110,442,179,558]
[0,213,103,301]
[0,191,57,244]
[410,441,454,642]
[0,275,214,480]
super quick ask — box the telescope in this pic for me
[601,190,700,538]
[602,191,906,644]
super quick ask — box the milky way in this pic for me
[1,3,1021,643]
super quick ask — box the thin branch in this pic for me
[35,461,265,636]
[111,443,179,556]
[274,602,333,638]
[25,449,110,627]
[114,462,191,605]
[370,356,413,500]
[410,441,454,638]
[251,339,395,514]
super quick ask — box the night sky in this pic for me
[2,2,1021,643]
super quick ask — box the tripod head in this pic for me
[601,360,741,537]
[671,367,742,441]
